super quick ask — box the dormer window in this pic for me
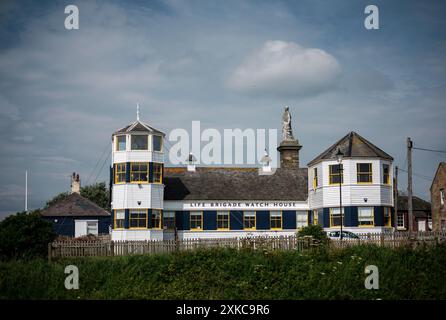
[131,135,148,150]
[153,135,163,152]
[116,135,126,151]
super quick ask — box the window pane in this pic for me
[358,207,374,226]
[131,135,148,150]
[153,135,162,152]
[117,136,126,151]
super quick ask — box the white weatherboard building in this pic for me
[110,108,394,241]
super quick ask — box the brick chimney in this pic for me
[71,172,80,194]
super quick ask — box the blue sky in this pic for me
[0,0,445,217]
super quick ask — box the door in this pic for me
[418,220,426,232]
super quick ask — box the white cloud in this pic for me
[227,40,341,97]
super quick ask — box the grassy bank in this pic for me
[1,244,446,299]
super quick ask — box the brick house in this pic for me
[431,162,446,231]
[396,195,431,231]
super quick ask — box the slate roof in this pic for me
[397,195,431,218]
[308,131,393,166]
[40,193,110,217]
[163,167,308,201]
[113,120,165,136]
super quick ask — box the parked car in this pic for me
[327,230,360,240]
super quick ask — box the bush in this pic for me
[297,225,329,244]
[0,211,56,260]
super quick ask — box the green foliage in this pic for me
[297,225,329,244]
[0,211,56,261]
[1,244,446,299]
[45,182,110,211]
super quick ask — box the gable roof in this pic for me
[163,167,308,201]
[308,131,393,166]
[40,193,110,217]
[113,120,165,136]
[430,162,446,191]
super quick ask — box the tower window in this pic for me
[358,207,374,226]
[129,209,147,229]
[153,135,163,152]
[116,135,126,151]
[153,163,163,183]
[114,210,125,229]
[114,163,126,184]
[270,211,282,230]
[243,211,256,230]
[151,209,162,229]
[131,162,149,183]
[131,135,148,150]
[357,163,373,183]
[329,164,343,185]
[383,164,390,185]
[330,208,344,227]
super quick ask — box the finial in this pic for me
[136,102,140,121]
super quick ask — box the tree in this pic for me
[0,211,56,260]
[45,182,110,211]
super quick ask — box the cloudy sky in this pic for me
[0,0,445,218]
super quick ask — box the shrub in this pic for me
[297,225,329,244]
[0,211,56,260]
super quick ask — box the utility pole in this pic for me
[25,170,28,213]
[394,166,398,230]
[407,137,413,234]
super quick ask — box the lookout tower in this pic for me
[110,104,165,241]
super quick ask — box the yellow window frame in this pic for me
[130,162,149,183]
[358,207,375,227]
[270,211,282,230]
[383,164,390,185]
[313,168,318,189]
[313,210,318,225]
[243,211,256,230]
[217,211,230,230]
[357,163,373,184]
[114,163,126,184]
[129,209,148,229]
[153,162,163,184]
[114,209,125,229]
[190,211,203,231]
[329,208,344,228]
[329,164,343,185]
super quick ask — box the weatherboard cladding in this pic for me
[308,131,393,166]
[163,167,308,201]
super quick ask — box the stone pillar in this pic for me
[277,139,302,169]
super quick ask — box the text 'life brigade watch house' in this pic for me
[110,108,394,241]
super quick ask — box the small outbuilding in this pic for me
[40,173,111,237]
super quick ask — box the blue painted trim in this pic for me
[204,211,217,230]
[256,211,269,230]
[283,211,296,229]
[124,209,129,228]
[230,211,243,230]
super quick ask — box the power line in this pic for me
[86,142,110,185]
[398,167,433,181]
[413,146,446,154]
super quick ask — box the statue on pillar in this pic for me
[282,106,294,141]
